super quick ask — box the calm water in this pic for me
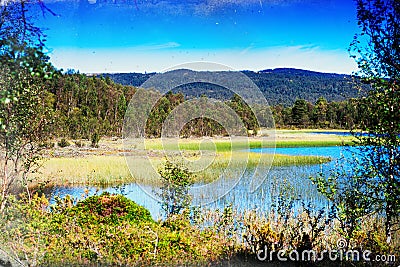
[47,145,355,218]
[310,131,353,136]
[251,145,351,158]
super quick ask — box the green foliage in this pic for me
[271,97,365,129]
[291,99,310,127]
[31,71,368,139]
[162,213,192,231]
[216,204,237,239]
[0,193,398,266]
[0,0,57,212]
[103,69,366,106]
[47,74,136,139]
[350,0,400,80]
[0,53,55,208]
[347,0,400,243]
[63,192,153,225]
[0,193,232,266]
[57,138,70,148]
[91,132,100,148]
[228,94,259,135]
[313,0,400,247]
[312,97,328,127]
[158,161,193,217]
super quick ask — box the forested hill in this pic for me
[243,68,361,106]
[99,68,364,106]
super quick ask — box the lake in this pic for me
[310,131,353,136]
[48,145,354,219]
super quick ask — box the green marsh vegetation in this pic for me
[144,131,353,151]
[33,134,332,187]
[0,193,236,266]
[0,179,398,266]
[0,0,398,266]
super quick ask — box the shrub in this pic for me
[65,192,153,225]
[74,140,84,147]
[158,161,194,218]
[0,194,233,266]
[39,141,54,149]
[162,213,191,231]
[91,132,100,148]
[242,212,279,256]
[57,138,70,148]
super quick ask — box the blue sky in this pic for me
[34,0,360,73]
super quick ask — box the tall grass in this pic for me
[143,136,353,151]
[35,152,329,187]
[33,131,340,186]
[36,156,134,186]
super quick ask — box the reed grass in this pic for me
[143,138,353,151]
[34,151,329,187]
[36,156,134,186]
[32,130,341,187]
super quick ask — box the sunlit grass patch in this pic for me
[275,139,352,147]
[36,156,134,186]
[35,151,330,187]
[126,130,355,152]
[35,131,340,187]
[195,151,329,183]
[210,151,329,169]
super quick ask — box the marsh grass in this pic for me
[32,131,339,187]
[35,151,329,187]
[275,139,352,147]
[36,156,133,186]
[143,135,353,152]
[1,190,397,267]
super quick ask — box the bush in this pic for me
[65,192,153,225]
[39,141,54,149]
[158,161,194,218]
[74,140,84,147]
[1,193,398,266]
[91,132,100,148]
[0,193,233,266]
[57,138,70,148]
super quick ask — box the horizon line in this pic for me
[82,67,354,76]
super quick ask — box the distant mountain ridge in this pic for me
[99,68,364,106]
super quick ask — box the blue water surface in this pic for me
[47,145,357,218]
[251,145,352,158]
